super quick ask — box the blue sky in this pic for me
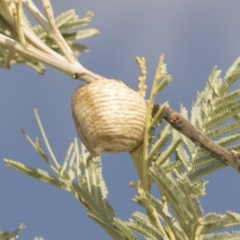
[1,1,240,239]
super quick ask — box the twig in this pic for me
[20,127,59,174]
[0,0,12,16]
[162,196,175,240]
[81,142,91,193]
[74,138,80,184]
[0,33,104,82]
[60,142,74,176]
[34,109,61,170]
[130,182,168,238]
[41,0,75,63]
[22,0,49,31]
[0,1,105,83]
[153,104,240,173]
[13,0,26,46]
[142,54,165,190]
[0,3,61,59]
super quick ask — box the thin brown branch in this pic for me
[153,104,240,173]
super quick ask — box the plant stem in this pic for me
[0,33,104,82]
[153,104,240,173]
[34,109,61,170]
[41,0,75,63]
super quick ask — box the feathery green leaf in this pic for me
[189,160,226,181]
[202,231,240,240]
[4,159,72,191]
[218,57,240,95]
[149,167,196,237]
[127,212,165,240]
[141,193,188,239]
[203,102,240,130]
[62,29,99,41]
[199,212,240,235]
[205,120,240,139]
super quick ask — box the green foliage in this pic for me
[0,8,98,74]
[0,223,25,240]
[2,2,240,240]
[4,55,240,239]
[4,110,137,240]
[189,61,240,179]
[127,212,165,240]
[33,10,98,55]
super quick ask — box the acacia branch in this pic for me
[0,1,104,83]
[153,104,240,173]
[0,33,105,82]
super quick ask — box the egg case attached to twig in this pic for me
[72,79,147,156]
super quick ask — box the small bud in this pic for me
[141,70,147,76]
[143,85,147,90]
[135,56,141,63]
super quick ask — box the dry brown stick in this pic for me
[153,104,240,173]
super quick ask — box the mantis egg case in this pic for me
[71,79,147,156]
